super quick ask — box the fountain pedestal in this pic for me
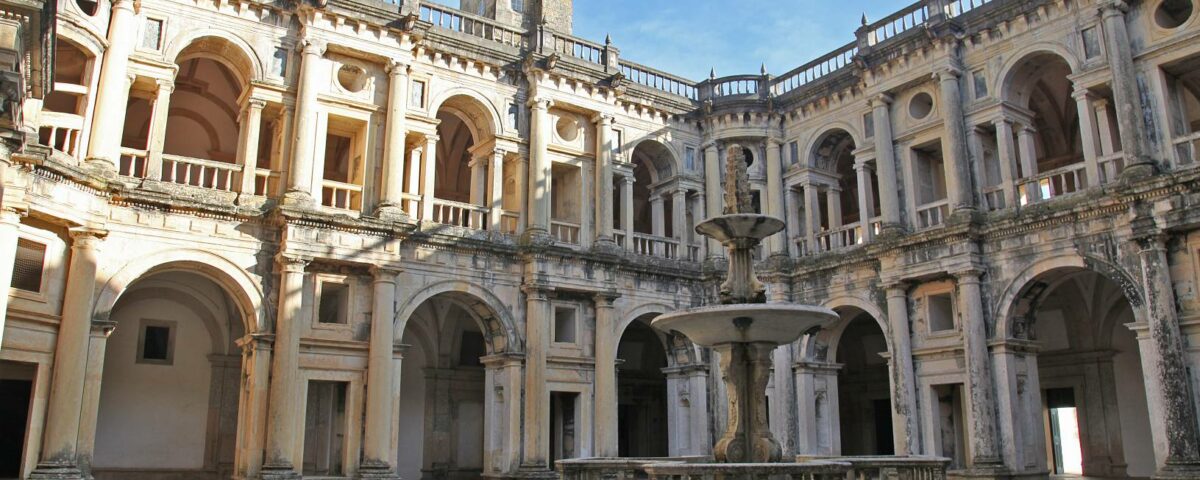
[712,341,780,462]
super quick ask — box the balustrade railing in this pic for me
[118,148,147,178]
[771,43,858,96]
[419,3,527,48]
[551,220,581,244]
[709,75,762,97]
[630,233,682,259]
[613,230,626,247]
[619,61,699,100]
[643,460,853,480]
[431,198,489,230]
[981,186,1006,211]
[916,199,949,229]
[559,456,949,480]
[500,211,520,234]
[815,224,862,252]
[38,111,85,158]
[321,179,363,211]
[253,168,280,197]
[1099,152,1127,183]
[1018,162,1088,204]
[1173,131,1200,167]
[864,2,930,46]
[551,32,605,64]
[161,154,239,191]
[941,0,993,16]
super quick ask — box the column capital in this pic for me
[1071,86,1096,101]
[521,283,554,299]
[111,0,136,12]
[235,333,275,353]
[528,97,553,110]
[884,281,910,296]
[369,265,402,281]
[468,155,490,169]
[592,290,620,307]
[1133,232,1169,252]
[1099,0,1130,16]
[386,60,411,77]
[592,112,615,126]
[300,38,327,56]
[424,134,441,145]
[275,253,310,273]
[951,268,984,282]
[67,226,107,245]
[936,64,963,81]
[90,319,117,338]
[620,175,635,186]
[869,93,894,107]
[246,98,268,111]
[154,79,175,94]
[767,136,784,147]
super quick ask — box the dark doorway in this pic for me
[0,362,34,478]
[616,319,669,457]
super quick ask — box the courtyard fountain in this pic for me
[650,143,838,463]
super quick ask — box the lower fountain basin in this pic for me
[651,304,838,347]
[695,214,786,243]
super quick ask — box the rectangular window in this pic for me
[972,70,989,99]
[410,80,426,108]
[272,47,289,77]
[789,141,800,165]
[512,0,524,13]
[137,320,175,364]
[684,146,696,171]
[12,239,46,293]
[863,113,875,139]
[317,281,350,325]
[508,102,520,131]
[141,18,164,50]
[1082,27,1102,60]
[553,306,577,343]
[928,292,955,332]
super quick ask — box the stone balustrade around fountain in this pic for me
[557,456,950,480]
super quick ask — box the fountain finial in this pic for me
[722,144,754,215]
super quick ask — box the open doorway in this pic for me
[0,361,35,479]
[1044,388,1083,475]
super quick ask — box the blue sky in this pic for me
[429,0,915,80]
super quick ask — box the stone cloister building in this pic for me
[1,0,1200,478]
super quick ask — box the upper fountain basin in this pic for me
[696,214,786,242]
[650,304,838,347]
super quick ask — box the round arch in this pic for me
[997,44,1082,104]
[57,25,105,59]
[165,32,264,86]
[428,89,504,139]
[992,254,1146,340]
[630,139,679,183]
[393,280,521,353]
[92,248,266,335]
[815,295,891,362]
[805,124,863,166]
[113,285,239,355]
[617,302,702,367]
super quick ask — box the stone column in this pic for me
[1133,235,1200,476]
[521,285,551,470]
[145,80,174,181]
[785,188,802,256]
[672,188,687,243]
[285,40,326,204]
[28,229,104,480]
[803,183,820,253]
[469,155,488,228]
[361,267,399,478]
[885,283,920,455]
[1100,1,1153,175]
[955,270,1004,471]
[794,361,841,457]
[378,61,410,218]
[0,209,16,346]
[260,254,308,479]
[1017,126,1040,202]
[1095,99,1119,157]
[1072,88,1102,187]
[405,140,424,217]
[765,138,786,255]
[237,99,267,194]
[825,188,842,248]
[703,143,723,258]
[488,150,506,231]
[84,0,137,171]
[871,95,902,231]
[592,292,620,457]
[620,175,633,250]
[992,118,1019,209]
[526,98,553,238]
[691,192,706,256]
[855,161,875,242]
[233,334,273,479]
[421,135,439,221]
[938,67,975,212]
[594,114,616,247]
[650,194,665,256]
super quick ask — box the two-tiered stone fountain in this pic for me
[651,144,839,463]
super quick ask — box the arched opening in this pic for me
[92,270,246,479]
[1007,267,1153,477]
[40,38,95,158]
[808,130,877,250]
[833,308,893,456]
[397,292,499,480]
[1003,52,1093,201]
[1161,53,1200,166]
[615,315,669,457]
[631,141,675,236]
[429,95,497,230]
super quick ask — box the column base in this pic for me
[515,465,557,479]
[518,228,554,248]
[951,461,1009,479]
[82,157,118,179]
[1119,156,1159,183]
[373,204,412,224]
[27,461,88,480]
[258,465,303,480]
[282,190,316,207]
[590,237,623,256]
[357,462,399,480]
[1154,461,1200,480]
[875,223,907,241]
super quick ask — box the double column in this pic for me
[29,229,105,479]
[526,98,553,239]
[85,0,138,171]
[870,95,903,231]
[361,267,401,478]
[955,269,1004,471]
[378,61,411,219]
[520,284,552,469]
[1133,235,1200,476]
[285,39,327,204]
[260,254,308,479]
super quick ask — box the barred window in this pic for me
[12,239,46,293]
[141,18,164,50]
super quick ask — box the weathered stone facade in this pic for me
[1,0,1200,479]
